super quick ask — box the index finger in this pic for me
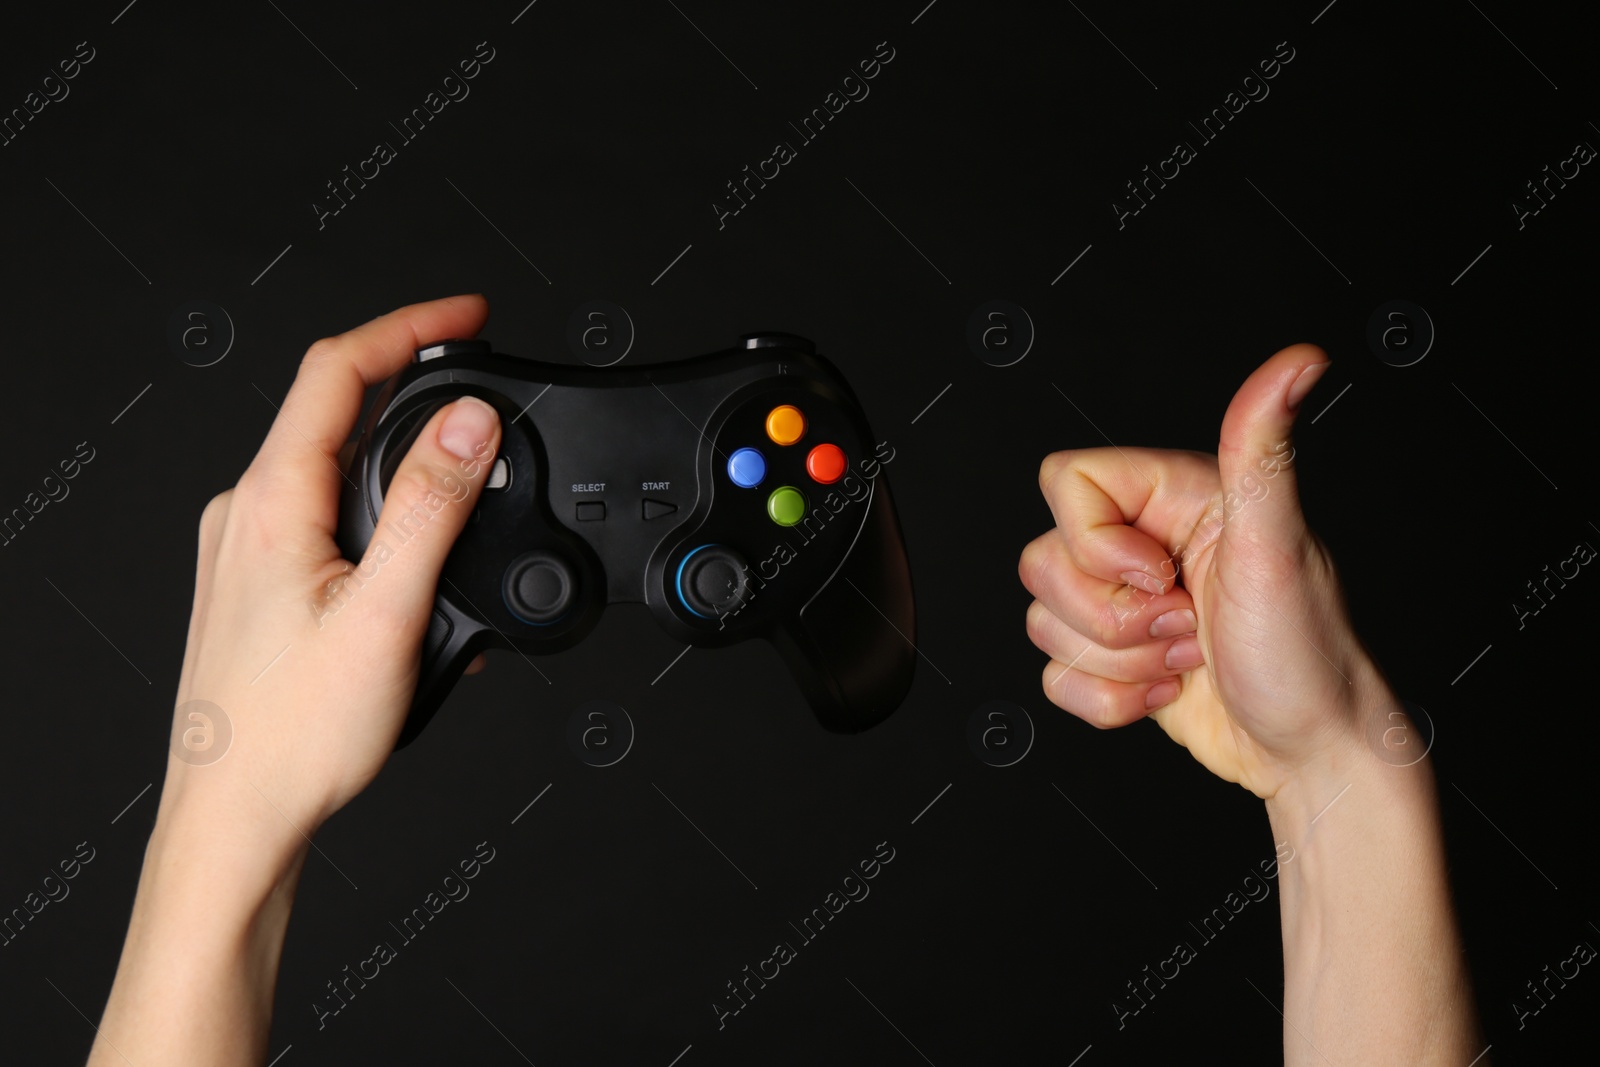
[246,293,491,531]
[1038,446,1219,590]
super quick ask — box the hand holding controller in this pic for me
[337,333,916,747]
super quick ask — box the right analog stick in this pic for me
[503,550,578,625]
[676,545,752,619]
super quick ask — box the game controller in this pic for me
[336,334,916,748]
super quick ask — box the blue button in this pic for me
[727,447,766,488]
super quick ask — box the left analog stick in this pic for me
[503,550,578,625]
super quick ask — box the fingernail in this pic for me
[1146,679,1181,710]
[1120,569,1166,595]
[1148,608,1196,638]
[1286,361,1329,412]
[438,396,499,461]
[1164,635,1204,671]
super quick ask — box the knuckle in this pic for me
[1038,449,1075,494]
[1090,601,1126,649]
[364,596,423,634]
[199,489,233,532]
[1087,686,1125,729]
[228,468,267,515]
[387,467,443,511]
[230,465,259,501]
[1230,525,1304,586]
[302,337,343,367]
[1045,666,1121,730]
[1041,662,1066,706]
[332,587,422,639]
[227,482,279,553]
[1024,600,1055,652]
[1063,677,1117,729]
[231,466,284,513]
[1017,536,1050,593]
[387,464,468,517]
[196,489,234,560]
[228,468,314,553]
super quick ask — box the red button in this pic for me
[806,443,847,484]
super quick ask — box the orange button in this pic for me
[765,404,806,445]
[806,443,846,484]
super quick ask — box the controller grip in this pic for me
[772,477,916,732]
[399,601,492,749]
[336,444,489,750]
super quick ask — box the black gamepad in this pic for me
[336,334,916,748]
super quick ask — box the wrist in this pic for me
[148,761,316,907]
[97,774,311,1061]
[1265,664,1433,833]
[1261,681,1479,1064]
[128,789,310,997]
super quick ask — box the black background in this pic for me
[1,1,1595,1063]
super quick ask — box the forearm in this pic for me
[90,784,309,1066]
[1266,687,1481,1065]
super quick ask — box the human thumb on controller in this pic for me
[94,298,512,1066]
[352,394,503,675]
[156,296,502,836]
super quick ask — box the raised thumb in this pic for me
[1213,344,1329,551]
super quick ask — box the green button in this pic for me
[766,486,807,526]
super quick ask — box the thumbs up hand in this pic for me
[1019,344,1397,798]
